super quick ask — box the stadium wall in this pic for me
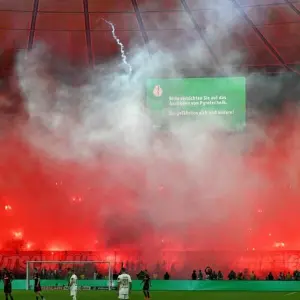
[2,280,300,291]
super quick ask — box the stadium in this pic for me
[0,0,300,299]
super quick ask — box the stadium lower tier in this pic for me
[1,250,300,276]
[2,280,300,292]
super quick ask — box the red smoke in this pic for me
[0,48,299,276]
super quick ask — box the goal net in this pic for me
[26,261,113,291]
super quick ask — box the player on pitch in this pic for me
[3,269,14,300]
[33,269,45,300]
[69,270,78,300]
[117,268,132,300]
[141,271,151,299]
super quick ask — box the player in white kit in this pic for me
[117,268,132,300]
[69,270,78,300]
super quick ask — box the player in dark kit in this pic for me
[33,270,45,300]
[141,273,151,299]
[3,269,14,300]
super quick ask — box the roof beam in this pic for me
[131,0,150,53]
[180,0,222,70]
[83,0,93,66]
[231,0,288,70]
[284,0,300,16]
[28,0,39,50]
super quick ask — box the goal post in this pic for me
[26,261,113,291]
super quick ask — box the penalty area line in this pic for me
[284,292,297,296]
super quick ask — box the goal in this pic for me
[26,260,113,291]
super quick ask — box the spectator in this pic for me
[237,272,244,280]
[278,272,285,280]
[164,272,170,280]
[191,270,197,280]
[205,267,212,280]
[266,272,274,280]
[228,270,236,280]
[198,270,203,280]
[286,272,292,280]
[113,269,119,280]
[293,270,299,280]
[250,271,256,280]
[217,271,223,280]
[93,270,98,280]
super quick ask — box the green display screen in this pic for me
[146,77,246,131]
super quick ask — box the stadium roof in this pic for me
[0,0,299,73]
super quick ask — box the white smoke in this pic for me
[12,0,280,253]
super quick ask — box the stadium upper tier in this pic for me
[0,0,298,71]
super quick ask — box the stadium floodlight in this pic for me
[26,261,113,291]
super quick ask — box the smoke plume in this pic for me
[0,0,300,274]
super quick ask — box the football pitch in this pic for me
[10,291,299,299]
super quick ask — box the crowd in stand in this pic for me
[2,265,300,281]
[189,267,300,281]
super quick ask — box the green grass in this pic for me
[9,291,298,300]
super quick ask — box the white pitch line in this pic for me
[284,292,297,296]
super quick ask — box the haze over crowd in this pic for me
[0,0,299,270]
